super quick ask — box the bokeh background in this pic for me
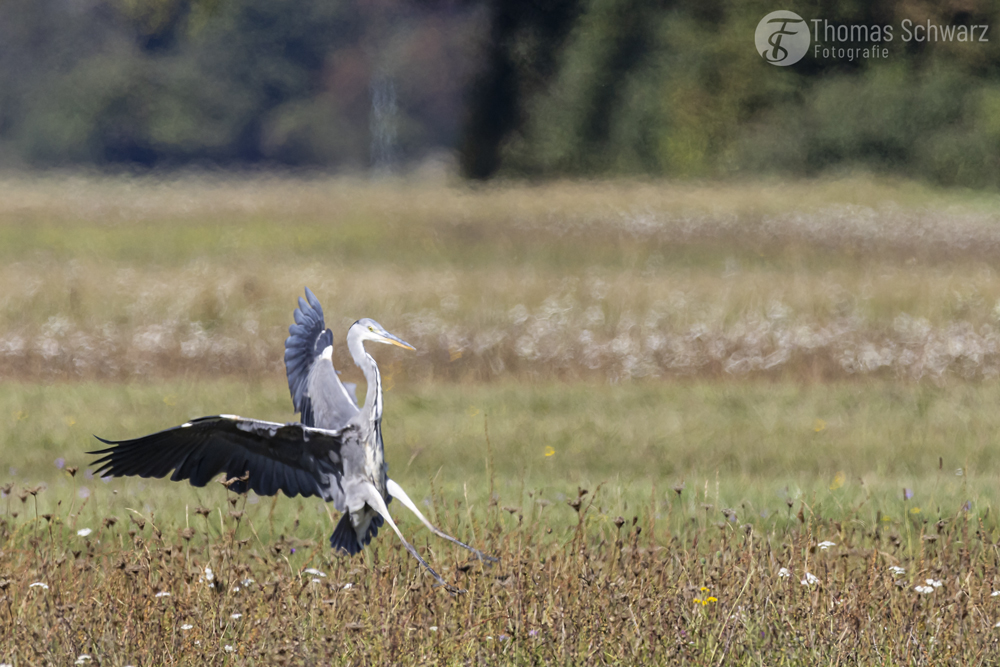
[2,0,1000,185]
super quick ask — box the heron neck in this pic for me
[347,330,382,425]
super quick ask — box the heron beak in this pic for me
[381,332,416,351]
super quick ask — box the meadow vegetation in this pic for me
[3,174,1000,663]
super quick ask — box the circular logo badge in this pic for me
[755,11,810,66]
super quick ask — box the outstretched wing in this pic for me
[284,287,360,429]
[89,415,354,511]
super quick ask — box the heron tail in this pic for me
[330,513,362,555]
[329,511,386,555]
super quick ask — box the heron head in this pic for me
[353,318,415,351]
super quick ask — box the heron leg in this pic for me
[387,479,498,564]
[362,485,465,594]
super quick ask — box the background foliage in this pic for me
[0,0,482,168]
[2,0,1000,186]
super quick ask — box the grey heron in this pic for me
[90,288,494,592]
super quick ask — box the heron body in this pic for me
[285,290,405,552]
[91,288,494,592]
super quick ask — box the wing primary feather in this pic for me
[90,417,350,507]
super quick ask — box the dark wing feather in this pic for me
[89,416,352,510]
[283,287,360,429]
[284,287,333,427]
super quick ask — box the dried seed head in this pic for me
[221,471,250,489]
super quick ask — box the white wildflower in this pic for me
[224,645,234,653]
[29,582,49,590]
[926,578,943,588]
[800,572,819,586]
[155,591,171,598]
[76,528,92,537]
[777,567,791,579]
[915,585,934,594]
[180,624,193,630]
[816,541,836,550]
[231,613,242,619]
[429,626,438,632]
[992,591,1000,597]
[343,583,353,590]
[74,655,92,665]
[303,568,326,578]
[889,566,906,576]
[241,578,254,586]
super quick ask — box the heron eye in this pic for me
[368,326,374,332]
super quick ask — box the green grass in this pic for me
[5,378,999,509]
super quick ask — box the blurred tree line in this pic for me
[467,0,1000,186]
[0,0,481,168]
[3,0,1000,187]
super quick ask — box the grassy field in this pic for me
[3,173,1000,664]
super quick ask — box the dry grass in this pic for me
[2,473,1000,665]
[4,173,1000,383]
[4,377,1000,663]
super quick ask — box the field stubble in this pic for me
[2,457,1000,665]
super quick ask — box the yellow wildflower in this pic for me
[829,471,845,490]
